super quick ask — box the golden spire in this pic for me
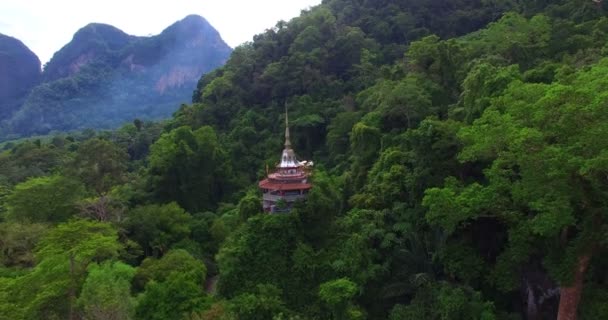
[284,106,291,149]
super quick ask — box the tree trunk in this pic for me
[69,254,76,320]
[557,254,591,320]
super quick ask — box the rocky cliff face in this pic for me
[123,14,232,95]
[0,34,41,120]
[5,15,232,136]
[43,23,133,81]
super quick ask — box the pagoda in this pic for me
[258,111,313,213]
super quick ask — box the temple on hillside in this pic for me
[258,111,313,213]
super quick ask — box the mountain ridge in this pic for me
[0,33,42,121]
[1,14,232,138]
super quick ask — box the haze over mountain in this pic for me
[0,33,41,121]
[0,14,231,138]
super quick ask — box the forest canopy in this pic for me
[1,0,608,319]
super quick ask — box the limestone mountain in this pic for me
[4,15,231,137]
[42,23,133,82]
[0,34,41,121]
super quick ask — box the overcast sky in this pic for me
[0,0,322,65]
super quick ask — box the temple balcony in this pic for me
[262,193,307,202]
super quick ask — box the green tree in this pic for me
[318,278,360,320]
[217,215,298,299]
[123,203,192,257]
[350,122,381,164]
[77,261,136,320]
[294,170,342,246]
[0,220,121,320]
[474,13,551,65]
[0,222,48,267]
[388,283,496,320]
[458,63,521,123]
[6,175,85,223]
[424,60,608,319]
[134,249,206,291]
[228,284,290,320]
[71,138,129,195]
[0,140,66,185]
[348,121,381,192]
[326,111,362,166]
[148,126,233,212]
[238,193,262,222]
[135,272,209,320]
[190,211,222,256]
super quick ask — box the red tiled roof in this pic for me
[268,172,308,180]
[259,179,312,191]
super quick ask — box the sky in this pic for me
[0,0,323,65]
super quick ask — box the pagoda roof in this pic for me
[268,172,308,180]
[259,108,314,193]
[259,179,312,191]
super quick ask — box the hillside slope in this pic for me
[0,34,41,121]
[1,1,608,320]
[4,15,231,137]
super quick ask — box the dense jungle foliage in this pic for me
[1,0,608,319]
